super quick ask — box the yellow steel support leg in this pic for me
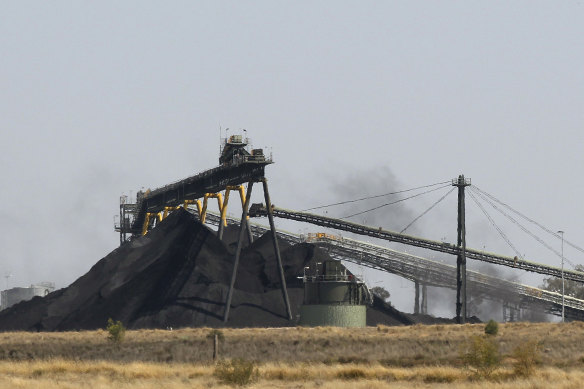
[217,189,234,239]
[162,206,179,219]
[215,194,224,224]
[225,184,253,244]
[142,183,250,238]
[201,195,209,223]
[201,193,224,224]
[221,189,232,226]
[183,199,203,218]
[195,200,202,217]
[142,213,151,236]
[141,211,168,236]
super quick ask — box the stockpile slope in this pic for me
[0,209,413,331]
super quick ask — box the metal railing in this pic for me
[302,274,362,283]
[248,205,584,283]
[201,210,584,319]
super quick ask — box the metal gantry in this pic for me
[114,135,292,323]
[223,178,293,322]
[115,141,584,322]
[115,163,269,238]
[248,205,584,283]
[203,212,584,321]
[306,234,584,320]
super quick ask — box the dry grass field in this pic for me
[0,322,583,388]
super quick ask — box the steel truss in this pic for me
[203,211,584,320]
[116,162,270,237]
[248,205,584,283]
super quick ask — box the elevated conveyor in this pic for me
[131,162,268,234]
[114,133,292,322]
[307,234,584,321]
[248,205,584,283]
[203,211,584,320]
[115,135,272,238]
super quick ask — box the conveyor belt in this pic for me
[202,211,584,320]
[124,162,270,235]
[248,205,584,283]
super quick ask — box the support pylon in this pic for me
[223,178,292,322]
[414,281,420,314]
[223,181,254,323]
[261,177,293,321]
[452,174,471,324]
[421,284,427,314]
[218,185,246,241]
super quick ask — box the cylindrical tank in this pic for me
[299,304,366,327]
[299,259,368,327]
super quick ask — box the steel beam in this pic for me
[204,211,584,320]
[453,175,470,324]
[217,217,226,241]
[247,205,584,283]
[262,178,293,320]
[128,163,269,236]
[421,284,428,314]
[246,219,254,245]
[414,281,420,314]
[223,181,254,322]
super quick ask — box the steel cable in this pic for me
[470,187,577,268]
[301,181,451,212]
[468,190,524,260]
[400,187,455,234]
[472,185,584,257]
[341,184,452,220]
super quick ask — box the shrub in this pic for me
[106,318,126,344]
[484,320,499,336]
[423,370,458,383]
[213,359,259,386]
[370,286,390,302]
[462,335,501,379]
[512,339,542,377]
[206,329,225,342]
[336,355,368,364]
[337,367,367,379]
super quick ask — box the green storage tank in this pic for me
[299,258,370,327]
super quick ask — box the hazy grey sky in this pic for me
[1,2,583,317]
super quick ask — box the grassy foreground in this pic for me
[0,322,583,388]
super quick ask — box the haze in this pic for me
[1,2,583,318]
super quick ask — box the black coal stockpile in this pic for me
[0,208,416,331]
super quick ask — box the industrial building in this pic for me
[0,282,55,311]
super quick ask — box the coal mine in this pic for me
[0,208,461,331]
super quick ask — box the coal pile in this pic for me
[0,208,427,331]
